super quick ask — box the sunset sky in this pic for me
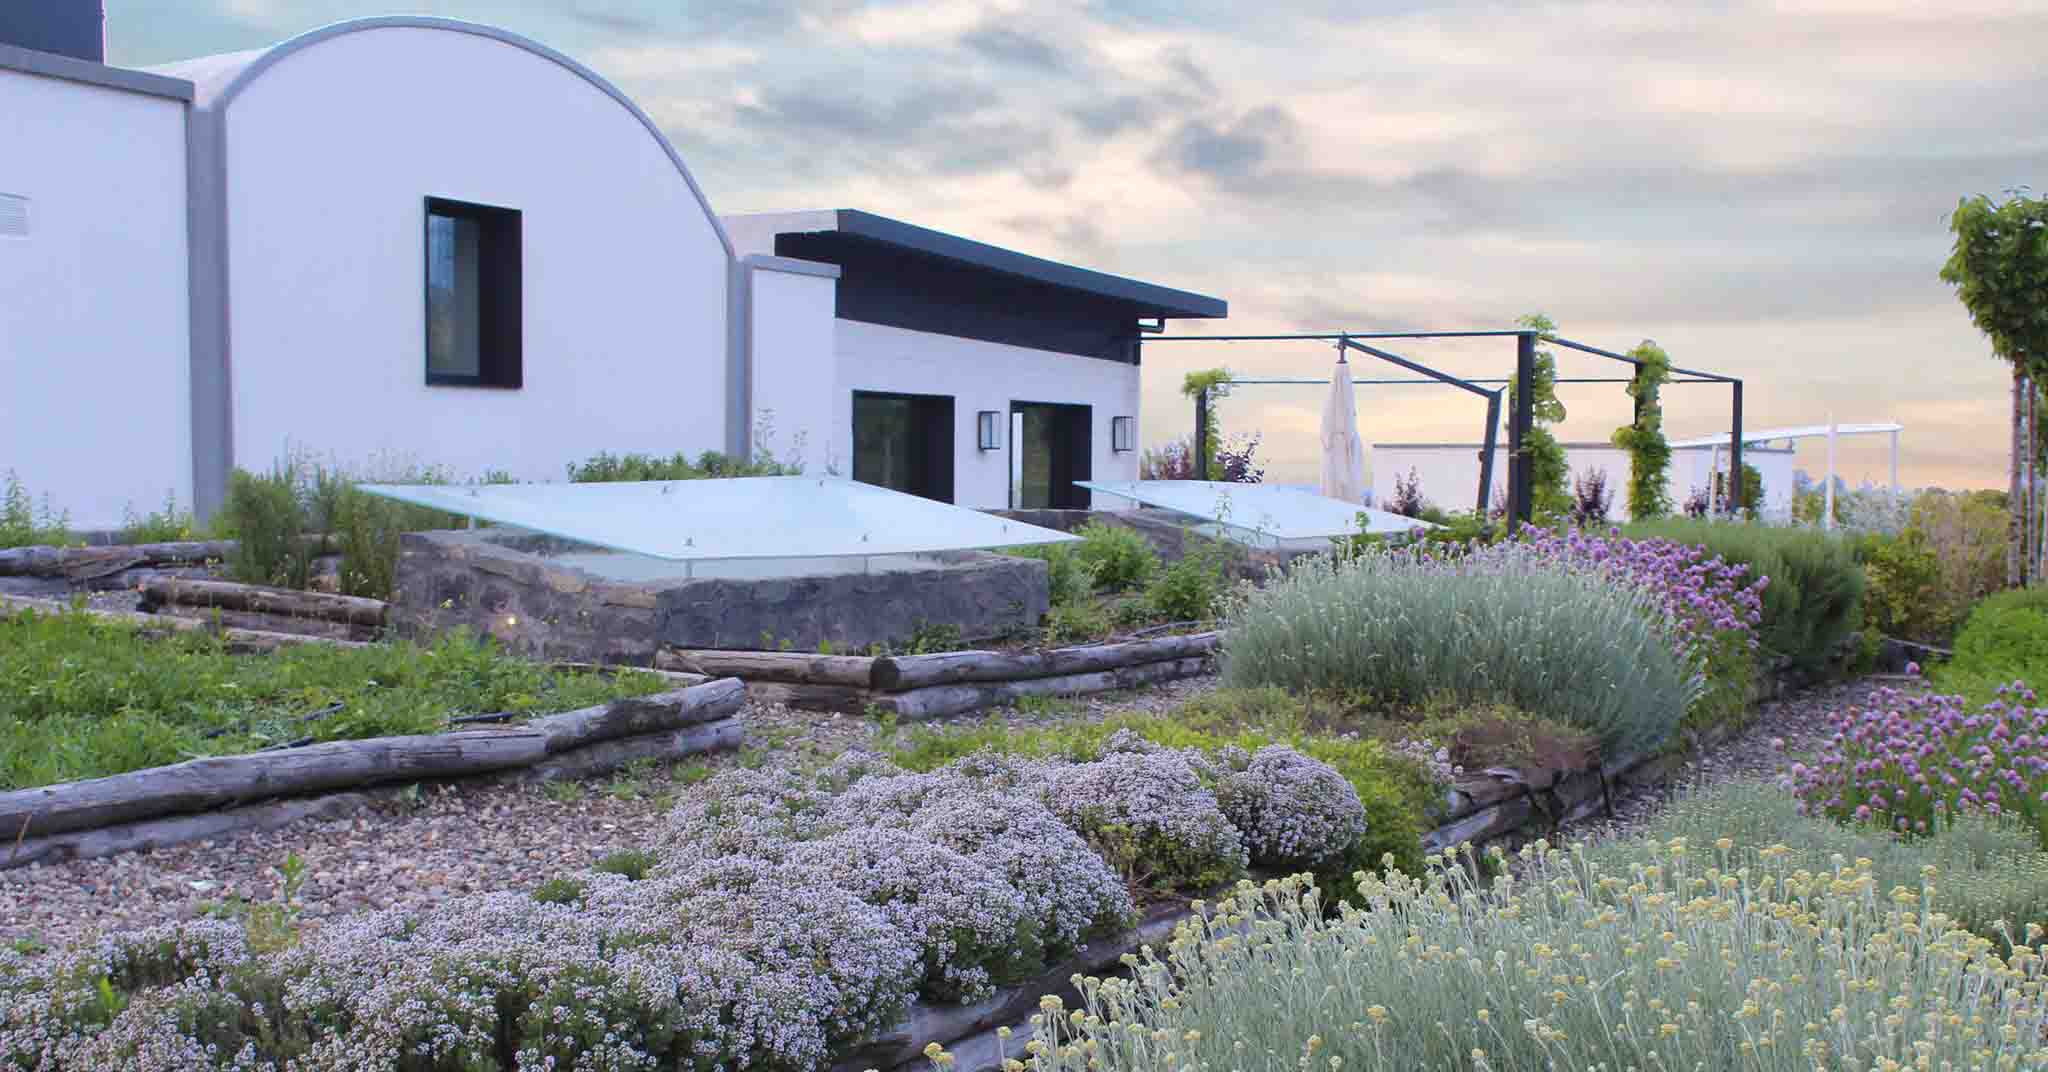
[112,0,2048,492]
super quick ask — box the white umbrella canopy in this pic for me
[1319,356,1367,503]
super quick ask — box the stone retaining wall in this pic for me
[391,530,1050,664]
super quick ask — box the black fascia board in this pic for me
[830,209,1227,320]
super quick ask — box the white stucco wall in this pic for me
[747,261,838,472]
[1371,443,1795,520]
[832,320,1141,509]
[0,70,191,529]
[220,26,730,483]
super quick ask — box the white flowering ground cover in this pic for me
[0,732,1370,1071]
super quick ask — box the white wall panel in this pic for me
[0,71,190,528]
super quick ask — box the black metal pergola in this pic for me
[1138,329,1745,528]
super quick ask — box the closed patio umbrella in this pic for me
[1320,355,1366,503]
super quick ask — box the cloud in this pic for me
[959,24,1068,69]
[1152,104,1303,188]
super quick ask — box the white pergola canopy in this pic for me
[1670,421,1903,528]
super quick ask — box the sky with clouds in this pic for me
[110,0,2048,492]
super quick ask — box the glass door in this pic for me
[1008,402,1091,509]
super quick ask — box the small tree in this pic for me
[1612,340,1674,519]
[1510,313,1570,517]
[1942,189,2048,586]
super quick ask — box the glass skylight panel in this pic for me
[1078,480,1432,541]
[358,476,1079,562]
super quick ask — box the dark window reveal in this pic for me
[853,391,955,503]
[425,197,521,388]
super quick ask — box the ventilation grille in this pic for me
[0,194,26,238]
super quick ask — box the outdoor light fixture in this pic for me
[977,410,1002,451]
[1112,416,1135,453]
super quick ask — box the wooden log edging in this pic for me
[664,632,1221,692]
[0,594,366,653]
[0,540,241,580]
[6,717,744,869]
[140,577,389,629]
[873,633,1220,691]
[0,680,746,847]
[748,656,1215,720]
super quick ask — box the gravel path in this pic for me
[1573,673,1922,844]
[0,677,1217,949]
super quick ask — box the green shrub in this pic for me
[1073,521,1155,592]
[220,467,313,589]
[117,490,201,544]
[1013,843,2048,1072]
[1004,543,1093,608]
[0,471,72,549]
[1857,491,2007,645]
[1938,590,2048,701]
[566,449,798,482]
[1581,780,2048,942]
[1220,549,1699,758]
[1624,517,1864,670]
[1144,535,1231,622]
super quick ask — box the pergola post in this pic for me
[1728,380,1744,516]
[1478,390,1502,516]
[1194,386,1210,482]
[1824,415,1838,532]
[1510,331,1536,530]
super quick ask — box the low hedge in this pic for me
[1624,517,1864,670]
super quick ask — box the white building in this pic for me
[1370,439,1798,521]
[0,11,1225,528]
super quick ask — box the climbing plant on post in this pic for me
[1182,368,1234,480]
[1942,189,2048,587]
[1612,340,1673,520]
[1510,313,1570,518]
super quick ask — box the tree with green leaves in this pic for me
[1942,189,2048,586]
[1511,313,1570,518]
[1612,340,1673,520]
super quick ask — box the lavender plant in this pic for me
[1220,544,1704,757]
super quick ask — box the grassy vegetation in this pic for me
[0,471,72,550]
[0,606,669,789]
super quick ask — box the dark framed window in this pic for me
[853,391,955,503]
[424,197,522,388]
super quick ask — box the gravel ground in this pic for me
[0,676,1218,949]
[1571,673,1925,844]
[1,670,1909,949]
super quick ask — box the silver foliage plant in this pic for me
[1219,544,1704,758]
[1,744,1369,1071]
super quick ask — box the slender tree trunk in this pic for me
[2012,368,2027,588]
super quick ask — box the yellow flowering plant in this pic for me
[1015,837,2048,1072]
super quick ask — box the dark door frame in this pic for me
[1009,400,1092,510]
[851,390,956,503]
